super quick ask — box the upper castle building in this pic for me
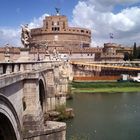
[30,11,91,49]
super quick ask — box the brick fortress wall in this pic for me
[30,15,91,49]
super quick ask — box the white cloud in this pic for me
[87,0,140,12]
[71,0,140,46]
[28,13,49,29]
[0,27,20,46]
[0,13,49,47]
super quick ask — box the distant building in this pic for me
[0,43,134,62]
[100,43,133,61]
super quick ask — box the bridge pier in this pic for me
[23,78,44,132]
[45,63,68,111]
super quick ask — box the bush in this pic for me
[55,105,69,121]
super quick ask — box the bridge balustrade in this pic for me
[0,60,63,76]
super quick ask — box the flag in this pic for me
[109,33,114,39]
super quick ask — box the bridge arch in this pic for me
[39,73,47,113]
[0,94,22,140]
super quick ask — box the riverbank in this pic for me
[71,82,140,93]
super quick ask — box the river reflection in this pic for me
[66,92,140,140]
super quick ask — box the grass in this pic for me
[55,105,74,121]
[71,82,140,93]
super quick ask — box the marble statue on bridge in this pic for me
[21,24,31,48]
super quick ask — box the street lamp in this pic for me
[37,45,40,61]
[34,43,40,61]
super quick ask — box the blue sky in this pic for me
[0,0,78,27]
[0,0,140,46]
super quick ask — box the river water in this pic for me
[66,92,140,140]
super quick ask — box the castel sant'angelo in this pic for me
[0,10,133,62]
[30,10,91,49]
[29,10,132,61]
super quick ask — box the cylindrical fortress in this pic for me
[30,15,91,48]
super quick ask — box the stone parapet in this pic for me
[0,73,24,88]
[24,121,66,140]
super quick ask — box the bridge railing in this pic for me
[0,60,62,76]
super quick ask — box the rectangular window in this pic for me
[52,27,60,31]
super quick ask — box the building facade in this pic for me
[100,43,133,61]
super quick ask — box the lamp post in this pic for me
[5,44,10,62]
[109,33,114,44]
[34,43,40,61]
[37,45,40,61]
[45,43,48,54]
[33,46,36,61]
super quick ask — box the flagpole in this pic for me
[109,33,113,44]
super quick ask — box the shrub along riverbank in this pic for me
[71,82,140,93]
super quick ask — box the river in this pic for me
[66,92,140,140]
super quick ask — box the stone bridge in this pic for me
[0,60,72,140]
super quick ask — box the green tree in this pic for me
[133,42,137,59]
[129,53,133,61]
[137,46,140,59]
[123,52,130,61]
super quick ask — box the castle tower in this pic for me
[30,10,91,49]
